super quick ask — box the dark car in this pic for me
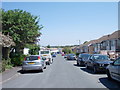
[85,54,113,73]
[106,57,120,82]
[52,54,57,57]
[64,54,68,58]
[67,54,76,60]
[77,54,91,66]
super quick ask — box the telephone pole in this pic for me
[79,40,81,45]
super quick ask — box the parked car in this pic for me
[52,53,57,57]
[39,50,53,65]
[67,54,76,60]
[77,54,91,66]
[85,54,113,73]
[22,55,46,72]
[64,54,68,58]
[106,57,120,82]
[62,53,65,56]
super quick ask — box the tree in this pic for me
[27,44,40,55]
[47,45,51,48]
[2,9,43,54]
[62,47,73,54]
[83,41,88,44]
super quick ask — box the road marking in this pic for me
[0,73,20,84]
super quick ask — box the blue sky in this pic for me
[2,2,118,46]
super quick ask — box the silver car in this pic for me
[22,55,46,72]
[106,57,120,82]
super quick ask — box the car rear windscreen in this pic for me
[26,56,38,61]
[41,51,49,54]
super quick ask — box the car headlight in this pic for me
[99,64,104,67]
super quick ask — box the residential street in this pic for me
[2,55,120,88]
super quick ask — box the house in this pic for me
[23,48,29,55]
[78,30,120,59]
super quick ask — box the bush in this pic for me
[76,53,79,57]
[2,58,13,72]
[11,54,26,66]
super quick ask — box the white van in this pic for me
[39,50,53,65]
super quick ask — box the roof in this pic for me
[0,32,15,47]
[79,30,120,48]
[109,30,120,39]
[79,40,98,47]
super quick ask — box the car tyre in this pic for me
[93,67,98,74]
[77,61,79,66]
[80,61,82,66]
[44,66,46,69]
[106,70,112,80]
[48,61,50,65]
[40,68,43,72]
[85,64,89,69]
[21,70,26,74]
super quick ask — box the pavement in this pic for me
[0,67,21,83]
[1,55,120,88]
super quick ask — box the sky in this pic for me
[2,2,118,46]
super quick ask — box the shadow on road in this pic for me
[73,64,81,67]
[66,59,76,62]
[99,77,120,88]
[17,70,43,74]
[80,67,106,75]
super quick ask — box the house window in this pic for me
[111,40,114,46]
[117,39,120,46]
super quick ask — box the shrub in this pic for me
[2,58,13,72]
[11,54,26,66]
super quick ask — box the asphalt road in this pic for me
[2,55,120,88]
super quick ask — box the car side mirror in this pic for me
[79,57,82,59]
[89,59,93,61]
[110,59,115,61]
[110,62,114,65]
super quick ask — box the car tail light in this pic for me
[38,56,41,60]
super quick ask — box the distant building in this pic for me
[23,48,29,55]
[72,30,120,59]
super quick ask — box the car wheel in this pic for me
[44,66,46,69]
[106,70,112,80]
[40,68,43,72]
[93,67,98,74]
[21,70,26,74]
[48,61,50,65]
[77,61,79,66]
[85,64,89,69]
[80,62,82,66]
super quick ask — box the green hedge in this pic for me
[11,54,27,66]
[2,58,13,72]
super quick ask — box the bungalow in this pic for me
[78,30,120,59]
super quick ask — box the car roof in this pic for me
[28,55,40,56]
[92,54,108,56]
[80,53,92,55]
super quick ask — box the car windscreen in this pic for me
[93,55,109,61]
[41,51,49,54]
[25,56,38,61]
[80,54,90,59]
[69,54,75,56]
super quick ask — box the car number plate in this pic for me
[43,55,47,56]
[28,62,35,64]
